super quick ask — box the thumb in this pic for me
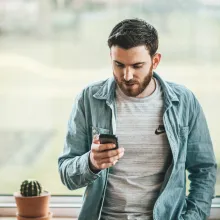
[93,134,100,144]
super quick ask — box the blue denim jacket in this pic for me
[58,72,217,220]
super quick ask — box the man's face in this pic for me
[110,45,159,97]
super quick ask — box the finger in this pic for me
[100,155,120,164]
[98,143,116,152]
[93,134,100,144]
[100,150,124,163]
[91,142,114,153]
[98,147,125,158]
[118,150,125,159]
[91,135,101,152]
[113,160,119,165]
[91,144,116,160]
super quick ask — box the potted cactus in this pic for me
[14,179,52,220]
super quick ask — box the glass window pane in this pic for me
[0,0,219,196]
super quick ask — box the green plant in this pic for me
[20,179,42,197]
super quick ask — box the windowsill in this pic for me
[0,216,220,220]
[0,195,220,219]
[0,218,77,220]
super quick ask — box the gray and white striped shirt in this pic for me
[101,78,172,220]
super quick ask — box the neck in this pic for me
[136,77,156,98]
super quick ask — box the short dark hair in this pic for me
[108,18,158,56]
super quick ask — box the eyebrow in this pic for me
[114,60,145,66]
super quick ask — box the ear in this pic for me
[152,53,161,69]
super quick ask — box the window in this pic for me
[0,0,219,218]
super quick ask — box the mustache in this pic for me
[122,80,138,85]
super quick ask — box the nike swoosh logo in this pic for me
[155,125,166,135]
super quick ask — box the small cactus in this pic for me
[20,179,42,197]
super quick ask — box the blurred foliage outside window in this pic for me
[0,0,220,196]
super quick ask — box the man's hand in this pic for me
[89,135,125,173]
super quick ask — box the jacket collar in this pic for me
[93,72,179,107]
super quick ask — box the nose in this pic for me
[123,67,133,81]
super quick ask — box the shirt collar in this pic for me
[93,72,179,107]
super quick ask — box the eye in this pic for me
[133,65,143,69]
[115,62,124,68]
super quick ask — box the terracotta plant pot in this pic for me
[14,191,50,218]
[16,212,53,220]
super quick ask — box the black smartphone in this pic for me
[99,134,119,150]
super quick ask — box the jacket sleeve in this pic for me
[58,92,101,190]
[182,96,217,220]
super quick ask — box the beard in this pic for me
[114,69,153,97]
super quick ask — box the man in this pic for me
[58,18,217,220]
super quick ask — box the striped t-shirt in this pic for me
[100,78,172,220]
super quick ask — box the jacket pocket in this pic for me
[178,126,189,163]
[91,126,110,137]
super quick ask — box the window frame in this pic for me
[0,195,220,218]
